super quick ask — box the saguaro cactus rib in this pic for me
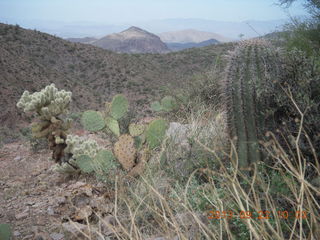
[224,40,280,168]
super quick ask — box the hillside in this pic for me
[0,23,232,140]
[159,29,231,43]
[66,37,97,44]
[166,38,220,51]
[91,26,170,53]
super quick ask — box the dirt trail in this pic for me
[0,141,107,240]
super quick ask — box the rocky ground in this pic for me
[0,122,208,240]
[0,141,117,240]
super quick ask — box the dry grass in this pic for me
[70,94,319,240]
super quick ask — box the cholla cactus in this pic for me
[17,84,72,164]
[54,135,101,173]
[64,134,101,159]
[17,83,72,120]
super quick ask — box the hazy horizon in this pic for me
[0,0,307,23]
[0,0,309,39]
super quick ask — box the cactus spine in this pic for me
[224,40,280,168]
[17,84,72,164]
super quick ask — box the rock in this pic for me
[14,156,22,161]
[47,206,55,215]
[145,237,168,240]
[26,201,35,206]
[71,193,91,207]
[102,215,117,226]
[50,232,64,240]
[83,185,93,197]
[163,122,194,176]
[68,181,86,190]
[22,234,34,239]
[15,211,28,220]
[32,202,46,208]
[90,197,113,214]
[62,221,87,234]
[74,205,92,220]
[56,197,66,205]
[100,215,117,235]
[166,122,191,146]
[13,231,21,236]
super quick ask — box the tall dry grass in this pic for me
[70,91,319,240]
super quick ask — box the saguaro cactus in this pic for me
[224,39,281,168]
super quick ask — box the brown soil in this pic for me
[0,141,113,240]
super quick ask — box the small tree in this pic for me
[278,0,320,56]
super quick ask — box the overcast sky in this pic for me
[0,0,308,24]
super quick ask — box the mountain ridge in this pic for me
[166,38,220,51]
[0,23,232,135]
[0,17,288,39]
[91,26,170,53]
[159,29,231,43]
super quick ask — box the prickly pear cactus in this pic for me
[105,117,120,137]
[81,110,105,132]
[128,148,149,177]
[129,123,145,137]
[151,96,178,112]
[114,134,136,171]
[0,224,11,240]
[161,96,178,112]
[94,149,119,174]
[76,154,94,173]
[224,39,281,168]
[150,101,162,112]
[146,119,168,149]
[110,94,129,120]
[134,135,146,150]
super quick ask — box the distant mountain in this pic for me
[0,17,289,40]
[139,18,288,39]
[0,23,232,132]
[159,29,230,43]
[66,37,97,44]
[166,38,220,51]
[91,26,170,53]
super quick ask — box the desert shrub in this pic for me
[0,126,21,146]
[274,49,320,176]
[279,0,320,57]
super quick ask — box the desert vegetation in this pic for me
[1,1,320,239]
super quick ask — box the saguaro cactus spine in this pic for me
[224,40,281,168]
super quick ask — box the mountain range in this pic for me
[67,27,221,53]
[159,29,230,43]
[1,17,288,39]
[0,23,233,134]
[166,39,220,52]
